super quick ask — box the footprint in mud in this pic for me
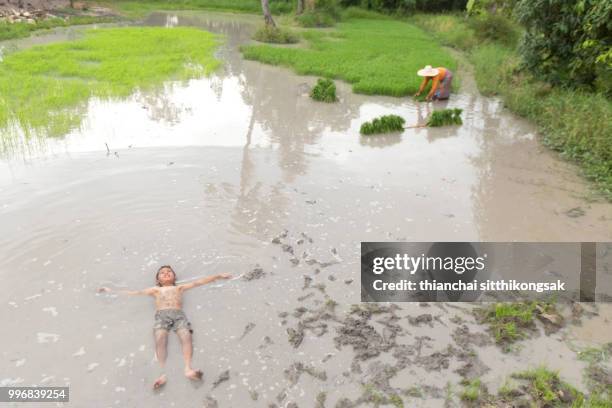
[565,207,586,218]
[211,370,229,389]
[241,265,265,281]
[239,322,255,340]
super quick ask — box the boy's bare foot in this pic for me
[185,369,203,381]
[153,374,167,390]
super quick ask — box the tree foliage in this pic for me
[516,0,612,93]
[339,0,467,14]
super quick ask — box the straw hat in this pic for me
[417,65,439,77]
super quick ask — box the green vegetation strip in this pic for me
[241,19,455,97]
[0,26,220,137]
[410,13,612,199]
[110,0,293,19]
[310,78,337,102]
[0,16,118,41]
[427,108,462,127]
[360,115,405,135]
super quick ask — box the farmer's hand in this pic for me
[414,92,421,97]
[97,287,111,293]
[218,273,232,280]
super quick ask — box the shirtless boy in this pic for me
[98,265,231,389]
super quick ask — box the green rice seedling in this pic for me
[460,378,482,402]
[241,19,456,97]
[0,16,118,42]
[310,78,337,102]
[360,114,405,135]
[512,367,582,406]
[426,108,463,127]
[0,27,220,140]
[474,302,537,348]
[253,25,298,44]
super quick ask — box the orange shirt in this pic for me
[429,67,447,94]
[418,67,447,96]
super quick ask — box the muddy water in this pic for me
[0,11,611,408]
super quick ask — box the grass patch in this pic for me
[108,0,294,18]
[0,15,118,42]
[296,10,337,27]
[241,18,456,96]
[413,13,612,199]
[0,26,220,138]
[360,114,405,135]
[475,302,537,348]
[253,25,298,44]
[427,108,462,127]
[577,343,612,403]
[460,378,482,402]
[512,367,581,405]
[409,13,478,51]
[310,78,337,102]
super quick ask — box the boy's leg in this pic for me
[153,329,169,389]
[176,328,202,380]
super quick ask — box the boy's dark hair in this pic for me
[156,265,176,286]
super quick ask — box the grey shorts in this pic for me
[153,309,192,333]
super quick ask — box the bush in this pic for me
[347,0,467,13]
[360,114,405,134]
[516,0,611,90]
[296,10,337,27]
[468,13,520,47]
[253,25,298,43]
[426,108,463,126]
[310,78,338,102]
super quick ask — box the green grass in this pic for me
[310,78,337,102]
[0,15,118,42]
[427,108,462,126]
[360,114,405,135]
[253,25,298,44]
[476,302,537,347]
[412,13,612,199]
[460,378,482,402]
[0,27,220,138]
[107,0,294,19]
[512,367,581,406]
[241,18,456,96]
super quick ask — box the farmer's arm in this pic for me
[97,286,157,296]
[426,76,441,100]
[415,77,430,96]
[179,273,232,291]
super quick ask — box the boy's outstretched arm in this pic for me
[97,287,157,296]
[179,273,232,291]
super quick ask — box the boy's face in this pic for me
[157,267,176,286]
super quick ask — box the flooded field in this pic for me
[0,11,610,407]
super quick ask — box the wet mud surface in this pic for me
[0,10,611,408]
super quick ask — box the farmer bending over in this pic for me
[414,65,454,101]
[98,265,231,389]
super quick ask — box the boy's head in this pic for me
[156,265,176,287]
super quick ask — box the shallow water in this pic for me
[0,11,611,408]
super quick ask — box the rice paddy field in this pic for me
[241,18,456,96]
[0,26,220,137]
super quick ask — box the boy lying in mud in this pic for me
[98,265,231,389]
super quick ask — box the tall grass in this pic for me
[241,19,456,96]
[0,16,118,41]
[413,14,612,198]
[0,27,220,138]
[110,0,294,18]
